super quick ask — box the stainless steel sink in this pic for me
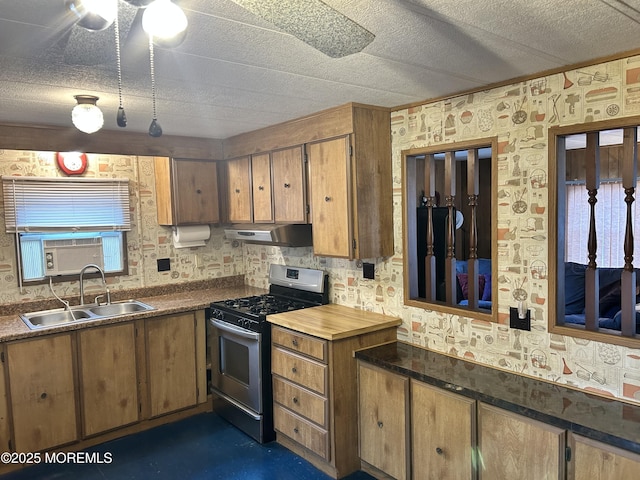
[88,300,154,317]
[20,300,155,330]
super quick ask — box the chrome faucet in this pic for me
[79,264,111,306]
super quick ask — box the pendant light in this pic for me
[72,95,104,134]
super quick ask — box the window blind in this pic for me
[2,176,131,232]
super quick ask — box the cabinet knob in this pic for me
[292,366,297,373]
[325,196,331,202]
[284,183,291,188]
[196,189,202,194]
[258,185,264,191]
[436,447,443,455]
[293,427,299,434]
[40,392,47,400]
[292,338,298,347]
[235,188,240,193]
[377,421,383,429]
[292,397,299,404]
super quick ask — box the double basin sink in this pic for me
[20,300,155,330]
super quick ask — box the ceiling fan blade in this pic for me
[231,0,374,58]
[63,2,138,66]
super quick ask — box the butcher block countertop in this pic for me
[267,303,402,341]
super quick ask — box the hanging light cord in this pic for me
[149,35,158,121]
[115,8,124,110]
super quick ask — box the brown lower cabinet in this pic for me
[6,333,78,452]
[0,310,207,462]
[569,433,640,480]
[271,324,398,479]
[357,361,640,480]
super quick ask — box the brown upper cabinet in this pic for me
[251,152,273,223]
[222,103,393,259]
[225,156,253,223]
[154,157,220,226]
[271,145,307,224]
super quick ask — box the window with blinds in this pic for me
[2,176,131,232]
[1,176,130,282]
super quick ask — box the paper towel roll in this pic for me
[172,225,210,249]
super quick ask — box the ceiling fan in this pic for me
[230,0,375,58]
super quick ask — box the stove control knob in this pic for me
[213,309,224,320]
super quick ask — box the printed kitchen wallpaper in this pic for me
[0,152,241,304]
[243,54,640,405]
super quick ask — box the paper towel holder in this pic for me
[172,225,210,249]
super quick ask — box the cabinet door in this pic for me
[478,403,565,480]
[172,158,220,225]
[251,153,273,223]
[78,323,139,437]
[358,361,410,480]
[155,157,220,225]
[146,313,198,417]
[569,433,640,480]
[7,334,78,452]
[227,156,253,223]
[272,146,307,223]
[411,380,476,480]
[307,136,352,258]
[0,346,10,452]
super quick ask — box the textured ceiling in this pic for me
[0,0,639,139]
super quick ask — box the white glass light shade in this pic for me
[72,95,104,134]
[142,0,188,40]
[67,0,117,31]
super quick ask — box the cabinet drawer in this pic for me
[273,376,328,427]
[272,346,328,395]
[272,326,327,362]
[274,403,330,460]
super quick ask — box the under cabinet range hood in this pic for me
[224,224,313,247]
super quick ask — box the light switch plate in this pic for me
[363,262,375,279]
[510,306,531,331]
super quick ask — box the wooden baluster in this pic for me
[444,151,457,304]
[424,154,436,301]
[467,148,480,308]
[621,126,637,337]
[584,132,600,331]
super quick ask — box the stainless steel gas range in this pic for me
[208,264,328,443]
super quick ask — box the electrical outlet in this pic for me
[157,258,170,272]
[510,306,531,331]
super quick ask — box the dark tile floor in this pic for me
[0,413,375,480]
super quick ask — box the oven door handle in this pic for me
[210,318,261,340]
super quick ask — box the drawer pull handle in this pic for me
[292,338,298,347]
[284,183,291,188]
[293,427,299,434]
[325,196,331,202]
[41,392,47,399]
[292,397,299,404]
[235,188,240,193]
[436,447,443,455]
[377,421,383,429]
[258,185,264,191]
[292,367,297,373]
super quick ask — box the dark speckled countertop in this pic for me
[0,277,267,342]
[356,341,640,455]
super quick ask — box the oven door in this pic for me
[210,318,262,414]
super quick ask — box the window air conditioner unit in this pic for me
[43,238,104,276]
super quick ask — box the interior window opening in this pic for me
[402,140,496,318]
[552,123,639,343]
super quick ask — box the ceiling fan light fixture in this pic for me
[142,0,188,40]
[72,95,104,134]
[66,0,118,32]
